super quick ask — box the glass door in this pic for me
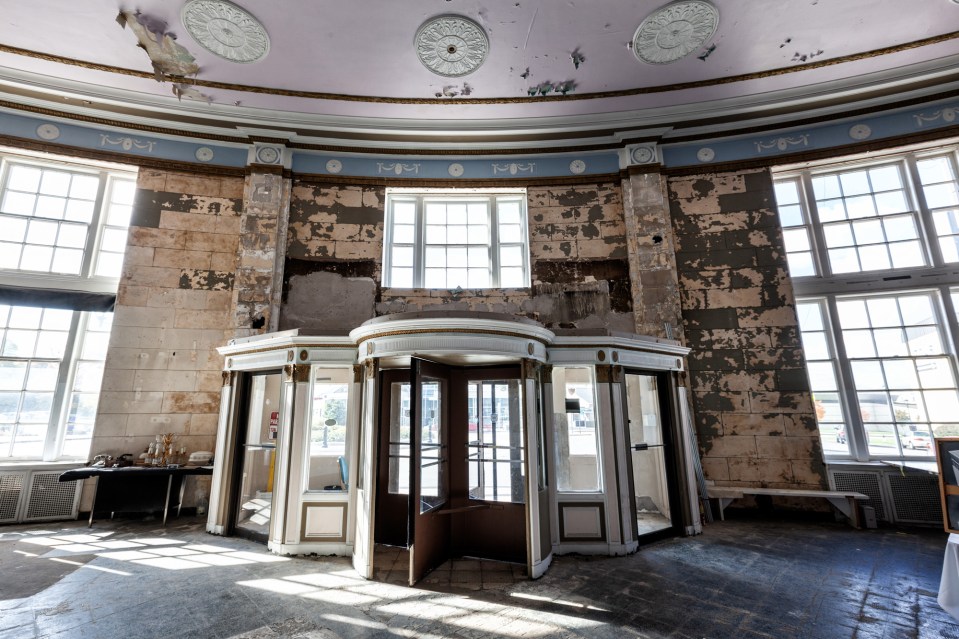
[409,358,451,585]
[233,371,283,542]
[624,372,676,539]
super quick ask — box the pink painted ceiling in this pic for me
[0,0,957,131]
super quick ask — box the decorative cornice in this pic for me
[2,31,957,104]
[354,327,551,346]
[0,133,246,176]
[291,172,626,189]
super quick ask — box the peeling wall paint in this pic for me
[281,181,636,332]
[89,168,245,466]
[669,168,827,491]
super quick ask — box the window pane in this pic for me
[57,223,88,248]
[425,225,446,244]
[882,360,918,389]
[95,252,123,278]
[35,196,65,219]
[51,248,83,274]
[917,358,955,389]
[857,244,890,271]
[107,204,132,226]
[925,183,959,209]
[842,330,876,358]
[26,362,59,391]
[0,361,27,390]
[100,228,127,252]
[500,245,523,267]
[828,247,859,273]
[40,171,71,196]
[26,220,58,245]
[817,198,846,222]
[888,241,924,269]
[0,243,23,269]
[390,267,413,288]
[0,216,27,243]
[873,328,908,357]
[3,330,37,357]
[467,224,488,244]
[425,203,446,225]
[874,191,908,215]
[393,202,415,225]
[8,165,41,192]
[774,181,800,205]
[852,361,886,390]
[553,367,600,492]
[501,267,525,288]
[424,268,446,288]
[2,191,36,216]
[35,331,68,359]
[852,219,884,245]
[447,268,468,289]
[393,224,414,244]
[307,372,350,491]
[392,246,413,267]
[840,171,870,196]
[9,307,42,329]
[20,245,53,271]
[783,228,811,252]
[807,362,838,391]
[64,199,94,223]
[425,246,446,267]
[866,298,899,327]
[796,302,824,331]
[918,157,954,184]
[801,332,830,360]
[447,225,467,244]
[812,175,842,200]
[74,361,104,392]
[778,205,804,228]
[80,331,110,360]
[499,224,522,243]
[447,247,467,267]
[70,175,100,200]
[787,252,816,277]
[467,246,489,267]
[446,203,467,225]
[498,202,521,224]
[467,269,489,288]
[823,223,854,248]
[868,165,903,191]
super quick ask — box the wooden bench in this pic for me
[707,486,870,528]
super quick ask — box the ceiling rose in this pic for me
[181,0,270,64]
[415,15,489,77]
[633,1,719,65]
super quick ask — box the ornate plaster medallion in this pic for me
[326,159,343,174]
[181,0,270,64]
[633,1,719,65]
[36,124,60,140]
[448,163,465,177]
[849,124,872,140]
[415,15,489,77]
[569,159,586,175]
[631,146,656,164]
[256,146,280,164]
[697,147,715,162]
[195,146,215,162]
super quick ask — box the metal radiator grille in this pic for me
[24,471,79,521]
[832,471,886,521]
[0,472,25,522]
[886,473,943,525]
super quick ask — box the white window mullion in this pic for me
[43,311,83,460]
[490,196,502,287]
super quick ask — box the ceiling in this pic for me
[1,0,958,146]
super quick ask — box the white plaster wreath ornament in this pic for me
[415,15,489,77]
[181,0,270,63]
[633,1,719,64]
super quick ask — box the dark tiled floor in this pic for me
[0,513,957,638]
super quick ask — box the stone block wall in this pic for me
[89,169,244,460]
[668,168,827,490]
[281,180,635,332]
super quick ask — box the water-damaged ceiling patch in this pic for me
[181,0,270,64]
[117,11,199,79]
[415,15,489,77]
[632,0,719,65]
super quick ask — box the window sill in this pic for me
[0,460,84,472]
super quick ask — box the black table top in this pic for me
[59,465,214,481]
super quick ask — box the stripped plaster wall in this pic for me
[282,181,635,331]
[89,169,244,465]
[669,168,827,490]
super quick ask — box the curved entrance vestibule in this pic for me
[205,312,696,583]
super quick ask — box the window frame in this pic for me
[382,189,530,289]
[0,150,135,462]
[774,143,959,463]
[0,153,137,294]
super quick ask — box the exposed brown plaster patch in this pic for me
[178,269,234,291]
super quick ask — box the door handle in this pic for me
[633,443,649,451]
